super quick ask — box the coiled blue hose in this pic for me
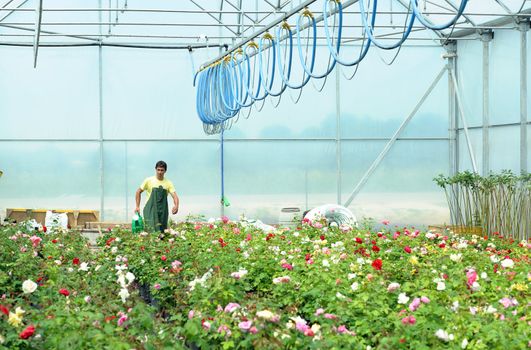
[195,0,469,134]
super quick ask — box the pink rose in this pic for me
[238,320,252,332]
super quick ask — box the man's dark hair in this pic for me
[155,161,167,171]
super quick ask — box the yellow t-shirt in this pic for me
[140,176,176,202]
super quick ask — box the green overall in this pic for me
[143,186,169,232]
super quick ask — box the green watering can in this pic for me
[132,211,144,233]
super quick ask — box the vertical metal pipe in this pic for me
[450,69,479,173]
[335,67,341,204]
[99,0,105,221]
[482,31,492,176]
[221,130,225,217]
[125,141,128,221]
[520,21,528,173]
[446,42,458,176]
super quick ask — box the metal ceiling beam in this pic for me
[0,0,29,22]
[224,0,257,24]
[443,0,476,27]
[0,23,100,42]
[188,0,237,35]
[394,0,443,39]
[451,6,531,37]
[200,0,319,68]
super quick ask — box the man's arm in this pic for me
[171,192,179,215]
[135,188,143,213]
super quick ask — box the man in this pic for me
[135,161,179,232]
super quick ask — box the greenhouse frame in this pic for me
[0,1,530,349]
[0,0,529,227]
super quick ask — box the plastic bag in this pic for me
[45,211,69,229]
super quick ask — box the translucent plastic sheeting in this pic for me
[102,47,217,140]
[222,140,338,224]
[223,46,338,139]
[102,141,220,222]
[457,128,482,172]
[339,44,448,138]
[0,141,100,217]
[457,38,483,128]
[490,30,520,125]
[489,126,521,172]
[341,140,449,226]
[0,46,99,139]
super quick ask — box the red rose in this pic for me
[305,254,311,261]
[372,245,380,252]
[161,255,167,261]
[439,243,446,248]
[52,239,57,244]
[404,246,412,254]
[19,325,35,339]
[320,235,325,241]
[372,259,383,270]
[355,237,363,244]
[42,226,47,233]
[59,288,70,297]
[0,305,8,316]
[72,257,80,265]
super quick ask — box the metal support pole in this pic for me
[343,66,447,207]
[335,67,341,204]
[449,68,478,173]
[520,21,528,173]
[220,130,225,217]
[99,0,105,221]
[446,42,458,176]
[125,141,129,222]
[481,30,493,175]
[33,0,42,68]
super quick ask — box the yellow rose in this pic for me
[8,312,23,327]
[510,283,527,292]
[409,256,419,265]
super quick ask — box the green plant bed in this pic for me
[0,218,529,349]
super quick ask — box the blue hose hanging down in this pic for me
[359,0,416,50]
[194,0,470,134]
[276,22,314,90]
[296,7,339,79]
[411,0,468,30]
[324,0,373,66]
[258,33,287,97]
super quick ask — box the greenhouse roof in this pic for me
[0,0,529,49]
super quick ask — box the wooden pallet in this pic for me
[6,208,99,228]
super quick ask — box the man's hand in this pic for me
[135,207,140,214]
[171,206,178,215]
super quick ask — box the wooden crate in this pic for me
[428,225,483,235]
[84,222,131,230]
[6,208,99,228]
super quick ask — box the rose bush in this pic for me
[0,217,529,349]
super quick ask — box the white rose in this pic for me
[78,262,89,272]
[437,282,446,291]
[500,259,514,268]
[22,280,37,294]
[397,293,409,304]
[256,310,274,320]
[351,282,359,291]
